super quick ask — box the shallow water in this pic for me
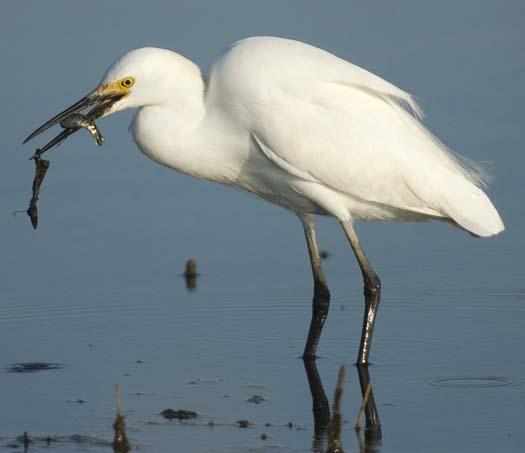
[1,1,524,452]
[1,229,523,452]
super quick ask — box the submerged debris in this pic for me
[183,259,198,290]
[8,433,110,449]
[113,384,131,453]
[236,419,250,428]
[161,409,198,420]
[23,431,30,449]
[246,394,265,404]
[7,362,63,373]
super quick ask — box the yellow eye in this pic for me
[119,77,135,89]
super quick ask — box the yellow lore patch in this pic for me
[97,77,135,96]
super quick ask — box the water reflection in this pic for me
[304,360,382,452]
[355,366,381,431]
[327,366,345,452]
[304,359,330,452]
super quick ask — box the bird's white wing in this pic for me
[210,37,503,235]
[252,80,503,232]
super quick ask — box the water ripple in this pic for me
[429,376,519,388]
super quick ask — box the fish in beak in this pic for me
[23,85,126,155]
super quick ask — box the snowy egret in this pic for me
[24,37,504,365]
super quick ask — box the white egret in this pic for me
[24,37,504,365]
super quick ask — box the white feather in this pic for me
[104,36,503,237]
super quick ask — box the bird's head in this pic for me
[24,47,202,144]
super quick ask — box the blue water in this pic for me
[1,1,524,451]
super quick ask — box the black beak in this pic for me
[24,90,99,144]
[23,89,125,146]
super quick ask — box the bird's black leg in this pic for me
[300,215,331,360]
[340,220,381,366]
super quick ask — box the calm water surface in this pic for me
[1,215,523,452]
[1,1,524,452]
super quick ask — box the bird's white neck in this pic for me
[129,72,217,180]
[129,57,247,185]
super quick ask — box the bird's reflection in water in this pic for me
[354,365,382,452]
[304,359,330,452]
[303,360,382,452]
[356,366,382,452]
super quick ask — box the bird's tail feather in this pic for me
[437,171,504,237]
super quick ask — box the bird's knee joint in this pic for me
[313,281,331,301]
[312,298,330,315]
[365,275,381,296]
